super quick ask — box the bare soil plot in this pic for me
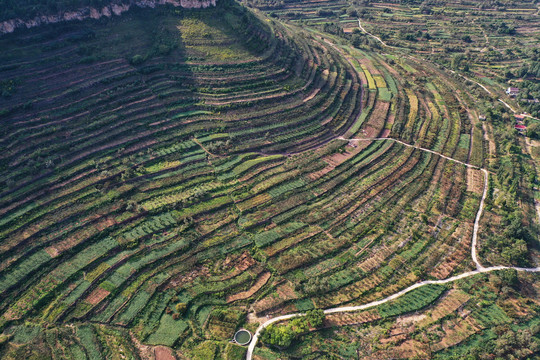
[466,168,484,194]
[154,346,176,360]
[86,288,111,305]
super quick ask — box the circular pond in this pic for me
[234,329,252,345]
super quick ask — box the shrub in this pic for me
[176,302,188,315]
[158,45,171,55]
[305,309,325,328]
[130,54,145,65]
[317,9,335,17]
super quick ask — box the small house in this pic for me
[515,124,526,131]
[515,114,525,121]
[479,115,486,121]
[506,87,520,96]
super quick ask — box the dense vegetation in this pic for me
[260,309,325,348]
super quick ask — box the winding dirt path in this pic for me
[193,137,219,158]
[357,19,397,49]
[246,137,539,360]
[246,23,540,359]
[341,137,488,269]
[358,15,540,243]
[499,99,517,113]
[247,265,539,359]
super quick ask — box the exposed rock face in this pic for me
[0,0,217,35]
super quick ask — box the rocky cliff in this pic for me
[0,0,217,35]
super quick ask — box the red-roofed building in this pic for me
[515,124,526,131]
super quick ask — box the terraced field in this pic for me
[255,269,540,359]
[0,1,538,359]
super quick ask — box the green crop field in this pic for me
[0,0,538,359]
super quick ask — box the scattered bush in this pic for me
[130,54,145,66]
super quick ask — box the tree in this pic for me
[260,310,325,348]
[260,324,295,348]
[451,54,465,69]
[130,54,145,66]
[501,239,528,265]
[419,4,432,14]
[317,9,335,17]
[175,302,188,315]
[498,269,518,289]
[527,122,540,139]
[346,7,358,17]
[305,309,325,328]
[351,34,365,48]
